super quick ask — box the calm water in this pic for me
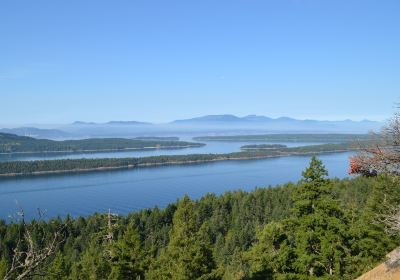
[0,141,326,162]
[0,151,354,221]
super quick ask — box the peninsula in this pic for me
[0,142,357,177]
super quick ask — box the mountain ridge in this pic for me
[171,114,381,124]
[1,115,383,139]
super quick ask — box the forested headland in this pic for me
[0,133,203,153]
[1,158,399,279]
[0,142,357,177]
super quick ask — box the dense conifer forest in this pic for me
[0,157,399,279]
[240,144,287,150]
[0,143,357,177]
[0,133,203,153]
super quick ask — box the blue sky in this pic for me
[1,0,399,125]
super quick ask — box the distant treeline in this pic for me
[0,142,357,176]
[241,144,287,150]
[0,133,202,153]
[133,136,179,141]
[194,133,372,142]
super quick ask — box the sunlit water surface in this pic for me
[0,148,353,220]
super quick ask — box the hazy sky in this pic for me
[1,0,399,125]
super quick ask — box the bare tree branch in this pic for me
[2,205,67,280]
[102,209,118,260]
[378,204,400,235]
[349,109,400,176]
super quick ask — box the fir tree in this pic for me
[147,195,216,280]
[248,157,351,279]
[109,223,145,280]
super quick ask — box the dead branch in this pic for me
[102,209,118,260]
[350,110,400,176]
[378,204,400,235]
[2,205,67,280]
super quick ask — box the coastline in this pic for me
[0,149,352,178]
[0,144,204,155]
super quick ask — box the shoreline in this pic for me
[0,144,204,155]
[0,149,352,178]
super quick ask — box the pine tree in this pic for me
[290,156,349,277]
[75,241,111,280]
[248,157,351,279]
[45,252,69,280]
[246,222,292,279]
[348,175,400,275]
[109,223,145,280]
[147,195,216,279]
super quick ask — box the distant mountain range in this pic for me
[0,127,71,139]
[172,114,378,124]
[173,114,300,123]
[1,115,383,139]
[169,115,382,133]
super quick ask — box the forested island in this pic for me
[132,136,179,141]
[240,144,287,150]
[194,133,371,142]
[0,133,202,153]
[1,158,399,279]
[0,142,357,177]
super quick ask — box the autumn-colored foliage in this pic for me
[349,154,377,177]
[350,110,400,176]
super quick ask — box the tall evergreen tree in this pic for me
[44,252,69,280]
[72,240,111,280]
[147,195,216,280]
[109,223,145,280]
[290,156,349,277]
[348,175,400,275]
[248,157,351,279]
